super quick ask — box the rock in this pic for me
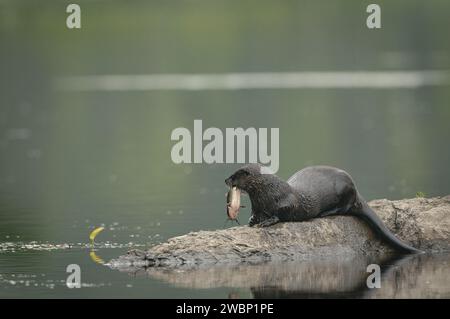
[108,195,450,270]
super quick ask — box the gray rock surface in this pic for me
[108,195,450,270]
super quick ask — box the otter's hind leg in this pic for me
[318,199,355,218]
[320,174,358,218]
[318,207,341,218]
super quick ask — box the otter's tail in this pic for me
[352,197,422,254]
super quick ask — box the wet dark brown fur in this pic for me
[225,164,421,254]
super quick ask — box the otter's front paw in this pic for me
[256,216,280,228]
[248,215,259,227]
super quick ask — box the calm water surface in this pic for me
[1,0,449,298]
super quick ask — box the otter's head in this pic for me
[225,164,265,193]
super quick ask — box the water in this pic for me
[1,0,450,298]
[1,243,449,298]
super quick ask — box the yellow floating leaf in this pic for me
[89,227,104,242]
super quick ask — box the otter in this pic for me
[225,164,421,254]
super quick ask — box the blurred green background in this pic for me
[0,0,449,298]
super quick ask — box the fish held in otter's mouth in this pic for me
[226,186,243,220]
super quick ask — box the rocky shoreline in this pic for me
[108,195,450,271]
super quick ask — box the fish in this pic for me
[226,186,244,221]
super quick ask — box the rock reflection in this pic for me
[128,253,450,298]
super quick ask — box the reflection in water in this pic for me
[135,253,450,299]
[90,250,105,265]
[55,71,450,91]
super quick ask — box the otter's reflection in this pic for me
[127,253,450,298]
